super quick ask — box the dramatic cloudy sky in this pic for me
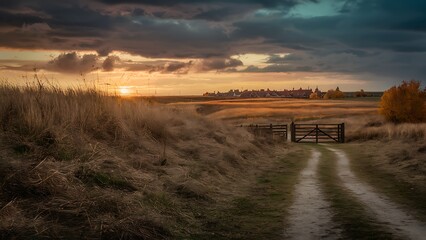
[0,0,425,95]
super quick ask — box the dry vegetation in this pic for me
[172,98,379,123]
[1,80,425,238]
[0,83,279,239]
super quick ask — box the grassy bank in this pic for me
[317,146,397,239]
[0,83,277,238]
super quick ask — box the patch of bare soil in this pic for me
[328,147,426,239]
[284,149,341,239]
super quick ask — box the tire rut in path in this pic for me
[284,149,340,239]
[328,147,426,240]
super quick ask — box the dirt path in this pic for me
[284,149,340,239]
[328,147,426,240]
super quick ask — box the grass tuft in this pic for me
[75,167,137,191]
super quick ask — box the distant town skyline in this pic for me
[203,86,383,98]
[1,1,425,95]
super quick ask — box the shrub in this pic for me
[323,87,344,99]
[379,80,426,123]
[355,89,367,97]
[309,92,320,99]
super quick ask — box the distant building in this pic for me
[290,87,313,98]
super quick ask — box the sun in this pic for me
[118,86,132,96]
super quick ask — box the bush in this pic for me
[309,92,320,99]
[379,80,426,123]
[355,89,367,97]
[323,87,344,99]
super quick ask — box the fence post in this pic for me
[338,123,342,143]
[316,124,319,144]
[285,124,288,140]
[290,122,294,142]
[341,123,345,143]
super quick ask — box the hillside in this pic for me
[0,84,277,239]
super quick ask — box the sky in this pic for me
[0,0,425,95]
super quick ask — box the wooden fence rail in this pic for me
[239,124,288,140]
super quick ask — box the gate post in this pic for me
[341,123,345,143]
[290,122,295,142]
[316,124,319,144]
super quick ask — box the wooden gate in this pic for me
[240,124,288,140]
[290,122,345,143]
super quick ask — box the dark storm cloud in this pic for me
[226,0,426,81]
[199,58,243,71]
[46,52,99,74]
[98,0,312,7]
[265,54,304,64]
[0,0,425,82]
[124,60,193,74]
[241,64,315,73]
[124,57,241,73]
[0,0,316,57]
[102,55,120,72]
[0,10,43,27]
[192,7,241,21]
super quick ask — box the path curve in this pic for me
[285,149,340,239]
[328,147,426,240]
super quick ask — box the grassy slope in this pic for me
[316,146,398,239]
[0,84,280,239]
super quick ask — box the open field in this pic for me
[168,97,381,122]
[166,97,426,142]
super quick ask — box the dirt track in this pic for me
[328,147,426,239]
[285,149,340,239]
[285,147,426,239]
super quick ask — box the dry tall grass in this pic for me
[347,122,426,142]
[0,83,270,239]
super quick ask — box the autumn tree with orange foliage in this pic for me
[379,80,426,123]
[323,87,344,99]
[309,92,320,99]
